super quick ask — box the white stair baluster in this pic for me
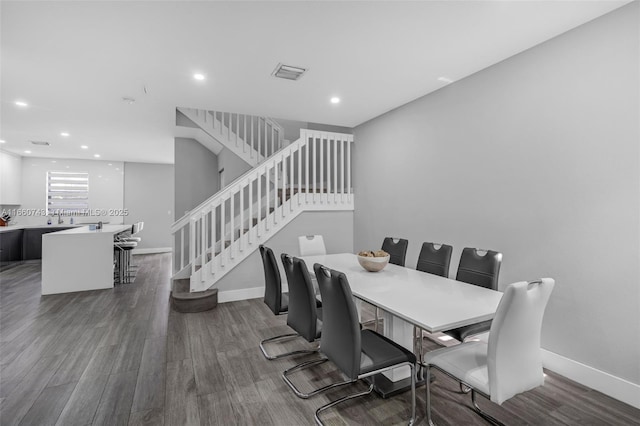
[239,184,244,252]
[190,218,196,276]
[211,203,216,274]
[331,137,338,203]
[201,212,206,282]
[265,166,270,230]
[340,137,345,202]
[243,115,247,153]
[320,134,324,203]
[220,197,225,267]
[282,152,287,218]
[297,142,302,207]
[248,179,253,244]
[257,173,262,237]
[347,137,352,202]
[273,162,278,224]
[291,148,295,212]
[180,228,185,270]
[230,191,235,259]
[304,131,309,203]
[312,133,317,203]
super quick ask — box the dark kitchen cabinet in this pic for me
[0,229,24,262]
[23,228,73,260]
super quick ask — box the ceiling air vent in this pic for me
[31,140,50,146]
[272,63,307,81]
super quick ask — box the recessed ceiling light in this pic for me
[330,97,341,104]
[81,145,89,149]
[94,154,101,158]
[15,100,28,107]
[108,163,112,166]
[438,76,454,84]
[24,150,31,154]
[51,160,57,163]
[0,140,5,144]
[60,132,70,137]
[193,73,205,81]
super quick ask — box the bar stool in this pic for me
[114,227,138,284]
[118,222,143,279]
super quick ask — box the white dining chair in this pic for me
[424,278,555,426]
[298,235,326,256]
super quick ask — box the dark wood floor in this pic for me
[1,254,639,425]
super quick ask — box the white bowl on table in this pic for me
[357,254,390,272]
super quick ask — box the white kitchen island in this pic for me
[42,224,131,295]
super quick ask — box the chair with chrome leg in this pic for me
[258,245,291,359]
[424,278,555,426]
[281,255,330,397]
[307,264,416,425]
[259,246,320,360]
[442,247,502,342]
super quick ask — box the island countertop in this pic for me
[44,224,131,235]
[0,224,83,233]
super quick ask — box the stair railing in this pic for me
[171,129,354,292]
[188,109,285,161]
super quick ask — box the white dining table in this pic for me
[300,253,504,397]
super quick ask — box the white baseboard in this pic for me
[542,349,640,409]
[218,286,263,303]
[132,247,172,255]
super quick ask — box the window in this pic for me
[47,171,89,215]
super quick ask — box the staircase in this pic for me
[170,124,354,311]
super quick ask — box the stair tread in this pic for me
[171,288,218,300]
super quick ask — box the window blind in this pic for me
[47,171,89,215]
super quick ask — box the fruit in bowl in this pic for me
[357,250,390,272]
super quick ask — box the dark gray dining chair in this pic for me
[258,245,293,359]
[416,242,453,277]
[298,264,416,425]
[258,245,319,360]
[382,237,409,267]
[369,237,410,330]
[281,254,322,342]
[443,247,502,342]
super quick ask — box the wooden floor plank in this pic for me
[55,374,109,426]
[18,382,76,426]
[92,372,137,426]
[164,359,200,426]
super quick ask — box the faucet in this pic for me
[57,212,63,224]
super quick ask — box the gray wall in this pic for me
[174,137,219,220]
[354,4,639,384]
[217,148,251,187]
[123,162,174,250]
[216,211,354,293]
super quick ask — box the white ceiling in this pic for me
[0,0,630,164]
